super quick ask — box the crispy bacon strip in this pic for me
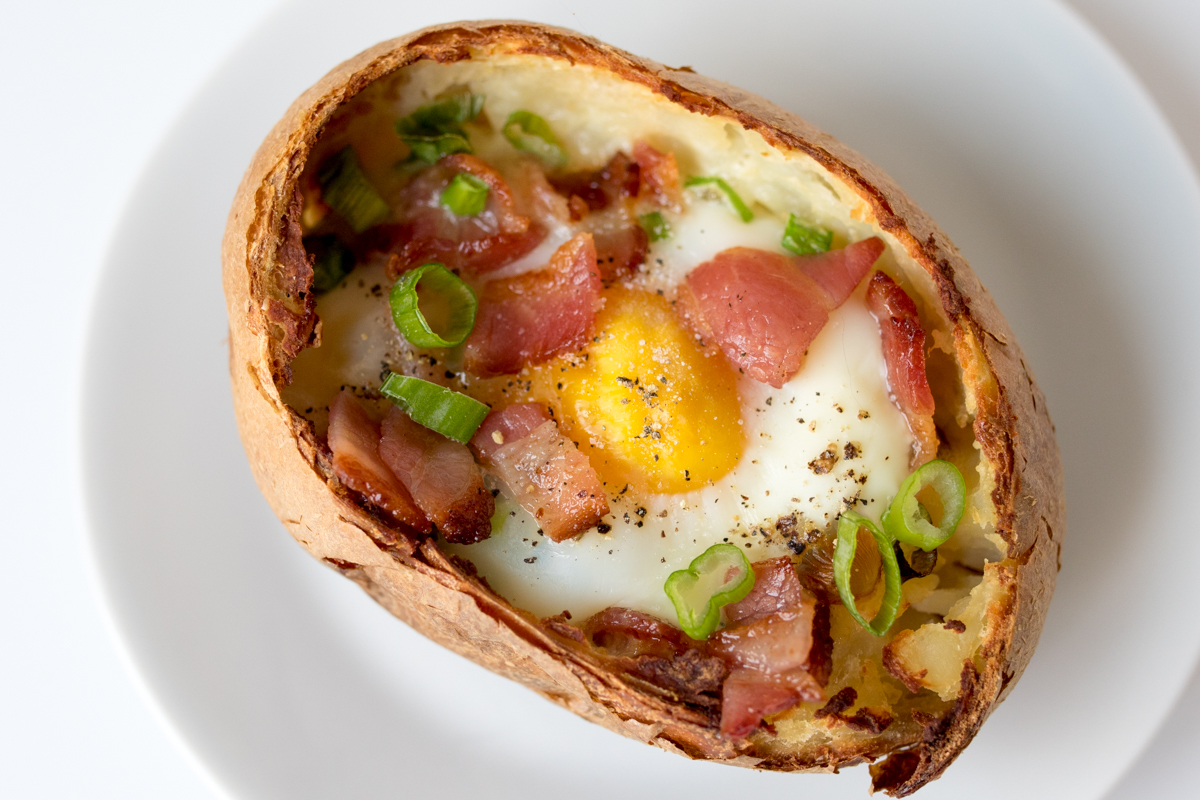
[464,233,603,377]
[866,271,937,466]
[683,238,884,388]
[384,154,546,276]
[470,403,609,542]
[326,391,431,534]
[378,407,494,544]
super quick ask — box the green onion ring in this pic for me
[441,173,490,216]
[882,460,966,551]
[380,373,490,444]
[781,214,833,256]
[502,110,568,169]
[834,511,903,636]
[684,176,754,222]
[388,263,478,349]
[664,543,756,640]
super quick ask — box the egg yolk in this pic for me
[556,288,743,494]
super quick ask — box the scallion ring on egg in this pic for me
[665,543,755,640]
[388,263,478,349]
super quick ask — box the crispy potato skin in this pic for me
[222,21,1064,795]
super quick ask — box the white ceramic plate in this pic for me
[82,1,1200,797]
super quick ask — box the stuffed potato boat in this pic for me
[222,21,1063,795]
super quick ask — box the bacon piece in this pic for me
[720,668,824,738]
[550,151,639,212]
[378,407,494,544]
[684,238,884,388]
[471,403,553,460]
[551,147,660,280]
[583,607,693,659]
[707,559,823,738]
[580,209,649,282]
[797,237,886,308]
[724,557,807,625]
[508,158,570,226]
[384,154,546,276]
[326,391,431,534]
[866,271,937,465]
[633,141,682,211]
[684,248,830,388]
[469,403,610,542]
[464,233,603,377]
[708,600,817,676]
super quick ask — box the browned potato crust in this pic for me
[221,21,1064,795]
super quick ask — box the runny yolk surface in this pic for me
[555,288,743,494]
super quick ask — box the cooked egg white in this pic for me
[444,288,913,621]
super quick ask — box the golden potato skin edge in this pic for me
[221,21,1064,795]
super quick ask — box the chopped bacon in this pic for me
[579,209,649,282]
[724,557,808,625]
[797,237,886,308]
[464,233,603,377]
[471,402,552,460]
[719,669,824,738]
[383,154,546,276]
[633,141,682,211]
[866,271,937,466]
[469,403,609,542]
[583,607,693,659]
[550,144,673,281]
[378,407,494,544]
[550,151,639,212]
[708,599,817,676]
[508,158,571,226]
[706,558,824,738]
[326,391,431,534]
[684,238,884,388]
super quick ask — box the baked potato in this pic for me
[221,20,1063,795]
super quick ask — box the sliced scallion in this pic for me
[684,176,754,222]
[389,263,478,348]
[664,543,755,640]
[781,214,833,256]
[502,110,567,169]
[304,235,355,293]
[834,511,902,636]
[882,460,966,551]
[317,147,391,233]
[639,211,671,242]
[380,373,490,444]
[441,173,490,216]
[396,91,485,164]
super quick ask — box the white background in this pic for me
[1,1,1197,797]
